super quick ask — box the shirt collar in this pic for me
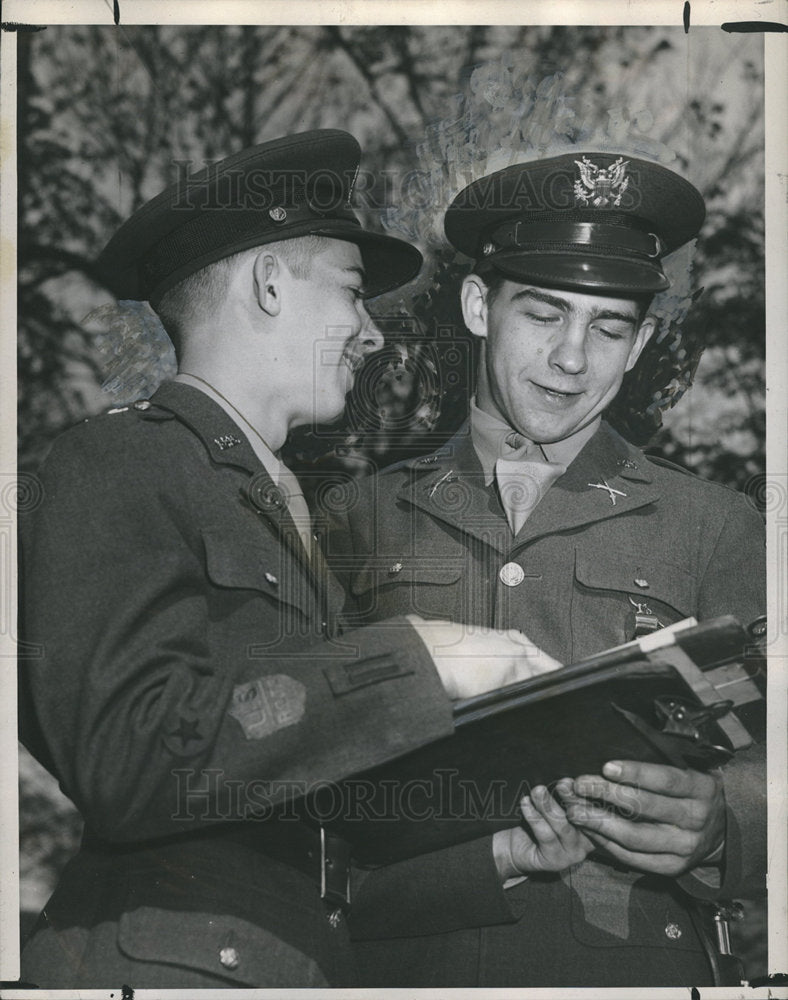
[174,373,282,484]
[470,397,601,486]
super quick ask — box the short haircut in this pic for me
[155,234,334,357]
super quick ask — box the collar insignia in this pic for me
[427,469,457,498]
[214,434,242,450]
[587,480,627,506]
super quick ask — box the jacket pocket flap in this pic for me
[574,549,695,616]
[202,529,313,615]
[350,560,464,596]
[117,906,326,986]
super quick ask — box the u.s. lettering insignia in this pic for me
[214,434,242,450]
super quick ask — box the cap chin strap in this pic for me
[482,220,663,260]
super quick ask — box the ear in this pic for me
[460,274,490,339]
[252,251,282,317]
[625,314,657,373]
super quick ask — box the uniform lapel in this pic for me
[396,420,660,554]
[151,381,315,579]
[512,423,660,547]
[397,425,512,555]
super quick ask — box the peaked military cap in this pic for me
[444,152,706,294]
[97,129,422,306]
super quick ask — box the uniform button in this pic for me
[133,399,151,411]
[219,945,240,969]
[499,562,525,587]
[664,922,682,940]
[634,577,649,589]
[264,572,278,586]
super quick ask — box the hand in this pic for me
[406,615,561,699]
[559,760,726,877]
[493,781,594,880]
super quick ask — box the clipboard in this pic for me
[311,616,765,867]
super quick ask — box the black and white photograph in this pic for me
[2,1,786,995]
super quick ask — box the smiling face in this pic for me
[280,239,384,428]
[463,276,655,444]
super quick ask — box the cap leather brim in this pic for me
[488,251,670,295]
[310,225,423,298]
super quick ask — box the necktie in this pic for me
[277,465,313,558]
[495,435,566,535]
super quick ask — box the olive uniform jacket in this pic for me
[326,419,767,988]
[18,381,454,989]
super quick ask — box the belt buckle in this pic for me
[320,825,351,911]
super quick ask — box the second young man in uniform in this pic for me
[329,152,766,987]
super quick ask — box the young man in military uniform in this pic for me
[327,152,766,986]
[17,130,563,988]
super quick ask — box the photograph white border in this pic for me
[1,2,785,997]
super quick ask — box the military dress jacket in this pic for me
[325,419,767,988]
[18,381,454,989]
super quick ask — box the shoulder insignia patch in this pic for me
[228,674,306,740]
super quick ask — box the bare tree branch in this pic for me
[324,26,411,147]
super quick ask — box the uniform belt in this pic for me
[222,820,352,912]
[82,820,352,911]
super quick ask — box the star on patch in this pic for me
[171,717,204,748]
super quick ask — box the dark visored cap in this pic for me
[96,129,422,307]
[444,152,706,294]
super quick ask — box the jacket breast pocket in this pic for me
[202,528,315,621]
[571,549,697,661]
[350,558,466,623]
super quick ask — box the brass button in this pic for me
[219,945,240,969]
[133,399,151,411]
[664,922,682,940]
[264,572,278,586]
[499,562,525,587]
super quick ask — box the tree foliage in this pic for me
[18,25,764,492]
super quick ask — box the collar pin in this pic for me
[427,469,455,498]
[587,480,627,505]
[215,434,242,450]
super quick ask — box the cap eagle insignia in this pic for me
[574,156,630,208]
